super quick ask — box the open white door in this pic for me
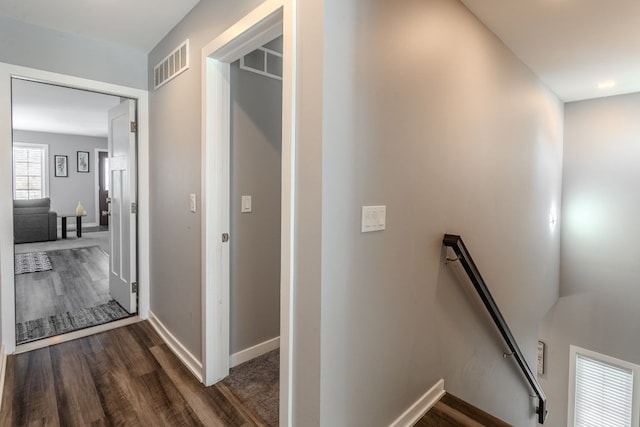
[108,99,137,313]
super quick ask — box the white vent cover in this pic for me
[154,39,189,90]
[240,46,282,81]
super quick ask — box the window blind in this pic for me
[575,353,633,427]
[13,145,45,200]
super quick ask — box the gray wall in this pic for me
[0,16,146,89]
[148,0,564,424]
[559,93,640,298]
[229,61,282,354]
[317,0,563,425]
[539,92,640,427]
[13,130,107,226]
[147,0,264,361]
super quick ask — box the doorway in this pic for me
[201,1,295,425]
[11,79,138,345]
[97,149,109,228]
[218,37,283,426]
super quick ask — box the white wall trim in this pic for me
[0,345,6,409]
[0,63,150,354]
[230,336,280,368]
[148,311,203,382]
[201,2,295,425]
[388,379,445,427]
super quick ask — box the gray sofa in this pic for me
[13,198,57,244]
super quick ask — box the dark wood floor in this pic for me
[15,246,111,323]
[0,321,273,426]
[416,393,512,427]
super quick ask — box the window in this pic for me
[240,46,283,80]
[13,143,48,200]
[569,345,640,427]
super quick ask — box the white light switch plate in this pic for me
[361,205,386,232]
[190,194,197,213]
[241,195,252,213]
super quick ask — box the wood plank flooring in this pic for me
[0,321,274,427]
[15,246,112,323]
[14,231,109,255]
[416,393,512,427]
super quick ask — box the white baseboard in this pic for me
[148,311,203,382]
[230,336,279,368]
[389,379,445,427]
[0,345,6,410]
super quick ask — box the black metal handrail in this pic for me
[443,234,548,424]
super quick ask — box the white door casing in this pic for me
[0,64,150,355]
[201,0,295,425]
[108,99,137,313]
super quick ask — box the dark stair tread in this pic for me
[416,393,512,427]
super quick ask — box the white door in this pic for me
[108,100,137,313]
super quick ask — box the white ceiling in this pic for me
[12,79,122,138]
[460,0,640,102]
[4,1,201,137]
[4,0,636,115]
[0,0,200,52]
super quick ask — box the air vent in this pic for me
[240,46,282,81]
[154,39,189,90]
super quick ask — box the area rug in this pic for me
[14,251,53,274]
[222,349,279,426]
[15,300,130,344]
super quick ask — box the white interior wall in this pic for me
[229,61,282,354]
[147,0,265,364]
[539,92,640,427]
[318,0,562,425]
[0,16,146,90]
[13,130,107,226]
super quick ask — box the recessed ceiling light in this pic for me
[598,80,616,90]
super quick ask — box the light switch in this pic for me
[241,195,252,213]
[190,194,197,213]
[361,205,386,232]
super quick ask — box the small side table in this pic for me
[58,213,87,239]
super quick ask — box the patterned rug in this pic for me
[16,300,130,344]
[14,251,53,274]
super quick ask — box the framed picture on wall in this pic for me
[77,151,90,173]
[54,155,68,177]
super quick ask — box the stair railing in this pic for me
[443,234,548,424]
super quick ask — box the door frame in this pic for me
[94,148,109,228]
[201,0,295,425]
[0,64,150,354]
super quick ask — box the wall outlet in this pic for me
[190,194,197,213]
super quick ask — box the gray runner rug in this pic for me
[16,300,130,344]
[14,251,53,274]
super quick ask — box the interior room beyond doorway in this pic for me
[11,79,136,345]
